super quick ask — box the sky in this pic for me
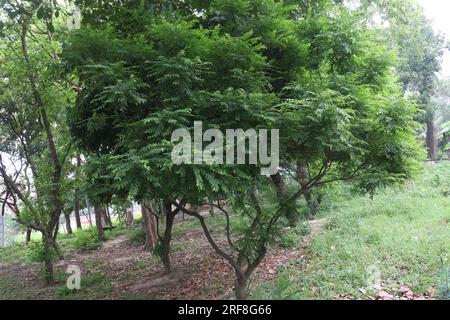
[418,0,450,78]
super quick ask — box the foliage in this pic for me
[72,229,101,251]
[27,241,57,263]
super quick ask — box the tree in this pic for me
[0,0,74,282]
[63,0,422,300]
[359,0,446,162]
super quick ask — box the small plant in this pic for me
[73,229,101,251]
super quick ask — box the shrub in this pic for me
[73,229,101,251]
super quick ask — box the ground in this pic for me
[0,216,326,300]
[0,162,449,300]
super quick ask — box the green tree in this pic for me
[64,0,422,299]
[0,0,74,282]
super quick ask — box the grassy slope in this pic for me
[254,162,450,299]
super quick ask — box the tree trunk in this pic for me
[235,274,249,300]
[126,208,134,228]
[94,206,106,241]
[106,206,113,228]
[42,232,54,284]
[101,207,112,228]
[271,173,298,226]
[51,237,64,260]
[74,198,82,230]
[74,155,82,230]
[161,202,176,274]
[141,205,157,251]
[426,112,438,162]
[86,204,93,227]
[26,228,32,244]
[64,212,73,235]
[297,162,320,216]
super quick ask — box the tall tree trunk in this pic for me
[21,16,64,282]
[296,162,320,216]
[426,113,438,162]
[64,212,73,235]
[271,173,298,226]
[161,202,176,274]
[94,206,106,241]
[74,155,82,230]
[141,205,157,251]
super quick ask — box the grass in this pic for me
[0,244,30,265]
[54,273,112,300]
[0,276,34,300]
[253,162,450,300]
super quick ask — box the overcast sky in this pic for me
[419,0,450,77]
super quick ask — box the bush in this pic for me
[27,241,57,263]
[73,229,101,251]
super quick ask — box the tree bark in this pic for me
[235,274,249,300]
[74,156,82,230]
[94,206,106,241]
[74,201,82,230]
[141,205,157,251]
[26,228,32,244]
[271,173,298,226]
[64,212,73,235]
[161,202,176,274]
[42,232,54,283]
[106,206,113,228]
[101,206,112,228]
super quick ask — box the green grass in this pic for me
[54,273,112,300]
[253,162,450,300]
[0,276,34,300]
[0,244,30,265]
